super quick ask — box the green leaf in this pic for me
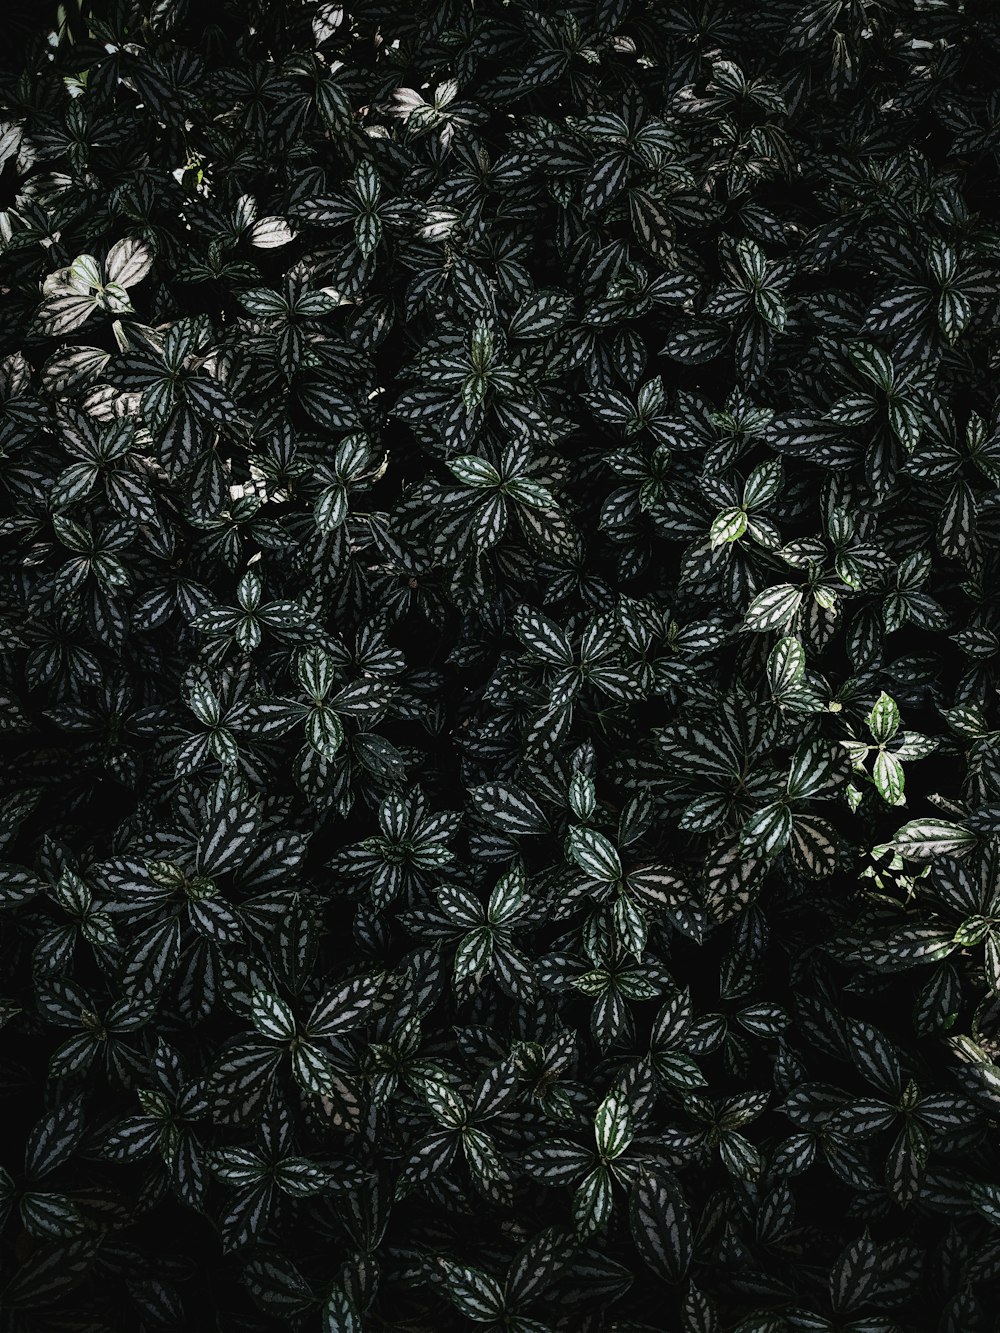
[514,607,573,665]
[741,803,792,857]
[509,292,574,340]
[488,866,527,925]
[251,991,296,1042]
[449,455,502,488]
[868,692,900,744]
[882,819,976,861]
[710,507,747,548]
[455,927,493,982]
[438,1259,505,1321]
[573,1165,613,1238]
[768,636,805,692]
[567,826,622,883]
[873,750,905,805]
[718,1131,762,1180]
[470,783,547,835]
[307,973,383,1036]
[629,1171,693,1282]
[744,584,803,632]
[595,1091,633,1160]
[848,342,894,391]
[321,1285,362,1333]
[970,1182,1000,1227]
[829,1232,879,1314]
[743,459,782,509]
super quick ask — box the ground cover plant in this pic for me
[2,0,1000,1328]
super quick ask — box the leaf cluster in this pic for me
[2,0,1000,1330]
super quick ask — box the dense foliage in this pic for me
[3,0,1000,1328]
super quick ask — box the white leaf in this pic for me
[250,217,296,248]
[105,237,154,289]
[744,584,803,632]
